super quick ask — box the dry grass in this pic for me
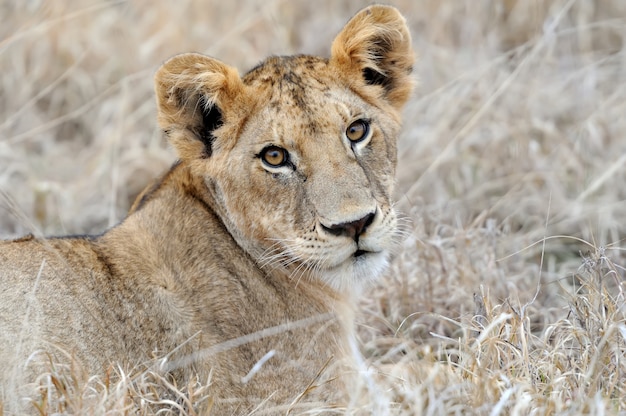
[1,0,625,414]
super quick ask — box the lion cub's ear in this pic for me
[154,53,245,160]
[330,5,415,110]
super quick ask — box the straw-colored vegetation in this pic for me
[1,0,625,414]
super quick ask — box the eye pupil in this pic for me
[261,146,287,167]
[346,120,369,142]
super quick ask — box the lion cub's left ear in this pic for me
[331,5,415,111]
[154,53,246,160]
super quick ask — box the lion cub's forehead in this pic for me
[241,55,364,137]
[243,55,346,111]
[244,55,331,88]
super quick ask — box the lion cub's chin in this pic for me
[317,250,390,293]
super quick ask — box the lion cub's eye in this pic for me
[346,119,370,143]
[261,146,289,168]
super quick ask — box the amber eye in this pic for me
[261,146,289,167]
[346,119,370,143]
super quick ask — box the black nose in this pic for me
[322,212,375,242]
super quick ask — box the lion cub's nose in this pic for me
[322,212,375,242]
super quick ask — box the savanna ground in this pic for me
[1,0,625,414]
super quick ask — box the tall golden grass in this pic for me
[1,0,625,414]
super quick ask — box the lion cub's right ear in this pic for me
[155,53,246,160]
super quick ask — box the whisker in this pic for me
[393,230,414,240]
[257,238,303,270]
[290,258,314,287]
[258,249,290,270]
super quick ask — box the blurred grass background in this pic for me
[1,0,625,414]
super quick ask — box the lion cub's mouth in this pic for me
[351,248,383,262]
[325,246,383,270]
[318,248,389,290]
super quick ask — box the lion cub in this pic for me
[0,5,414,414]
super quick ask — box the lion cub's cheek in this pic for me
[210,164,305,245]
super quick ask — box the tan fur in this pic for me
[0,6,413,414]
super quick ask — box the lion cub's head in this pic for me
[154,6,414,292]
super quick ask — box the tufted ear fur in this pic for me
[330,5,415,110]
[154,53,245,160]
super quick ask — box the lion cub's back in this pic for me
[0,236,116,394]
[0,235,107,300]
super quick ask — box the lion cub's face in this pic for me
[155,6,414,291]
[220,56,402,290]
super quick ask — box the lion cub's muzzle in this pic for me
[320,211,375,244]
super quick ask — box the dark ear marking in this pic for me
[198,100,223,158]
[362,67,392,90]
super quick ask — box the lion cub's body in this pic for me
[1,167,350,411]
[0,6,414,414]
